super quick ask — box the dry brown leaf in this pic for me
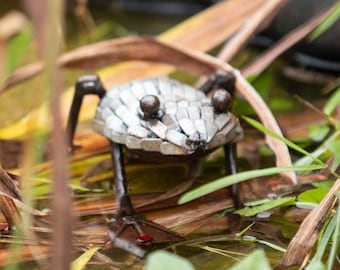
[216,0,288,62]
[3,36,295,183]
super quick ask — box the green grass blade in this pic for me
[323,87,340,116]
[255,239,286,253]
[310,214,336,265]
[327,192,340,270]
[244,117,324,165]
[309,3,340,41]
[179,165,324,204]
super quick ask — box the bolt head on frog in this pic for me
[66,70,243,255]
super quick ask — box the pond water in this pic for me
[0,2,337,269]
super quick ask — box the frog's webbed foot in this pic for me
[105,214,184,257]
[108,215,153,245]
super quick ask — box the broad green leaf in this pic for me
[229,249,271,270]
[144,251,194,270]
[71,247,100,270]
[309,3,340,41]
[179,165,324,204]
[235,197,295,217]
[323,88,340,116]
[297,188,328,204]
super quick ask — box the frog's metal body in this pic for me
[66,71,242,255]
[93,76,242,156]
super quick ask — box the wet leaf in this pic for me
[229,249,271,270]
[235,197,295,217]
[144,250,194,270]
[71,247,100,270]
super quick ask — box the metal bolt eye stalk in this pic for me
[211,89,232,113]
[140,95,163,120]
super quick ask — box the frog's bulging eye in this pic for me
[211,89,232,113]
[140,95,161,119]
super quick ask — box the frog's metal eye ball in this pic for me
[140,95,161,119]
[211,89,232,113]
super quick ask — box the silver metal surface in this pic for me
[141,138,163,152]
[187,106,200,122]
[94,76,243,155]
[179,118,197,137]
[126,135,142,149]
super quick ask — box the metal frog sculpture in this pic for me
[66,70,243,252]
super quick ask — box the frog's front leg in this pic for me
[66,75,106,151]
[108,141,153,244]
[107,141,184,251]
